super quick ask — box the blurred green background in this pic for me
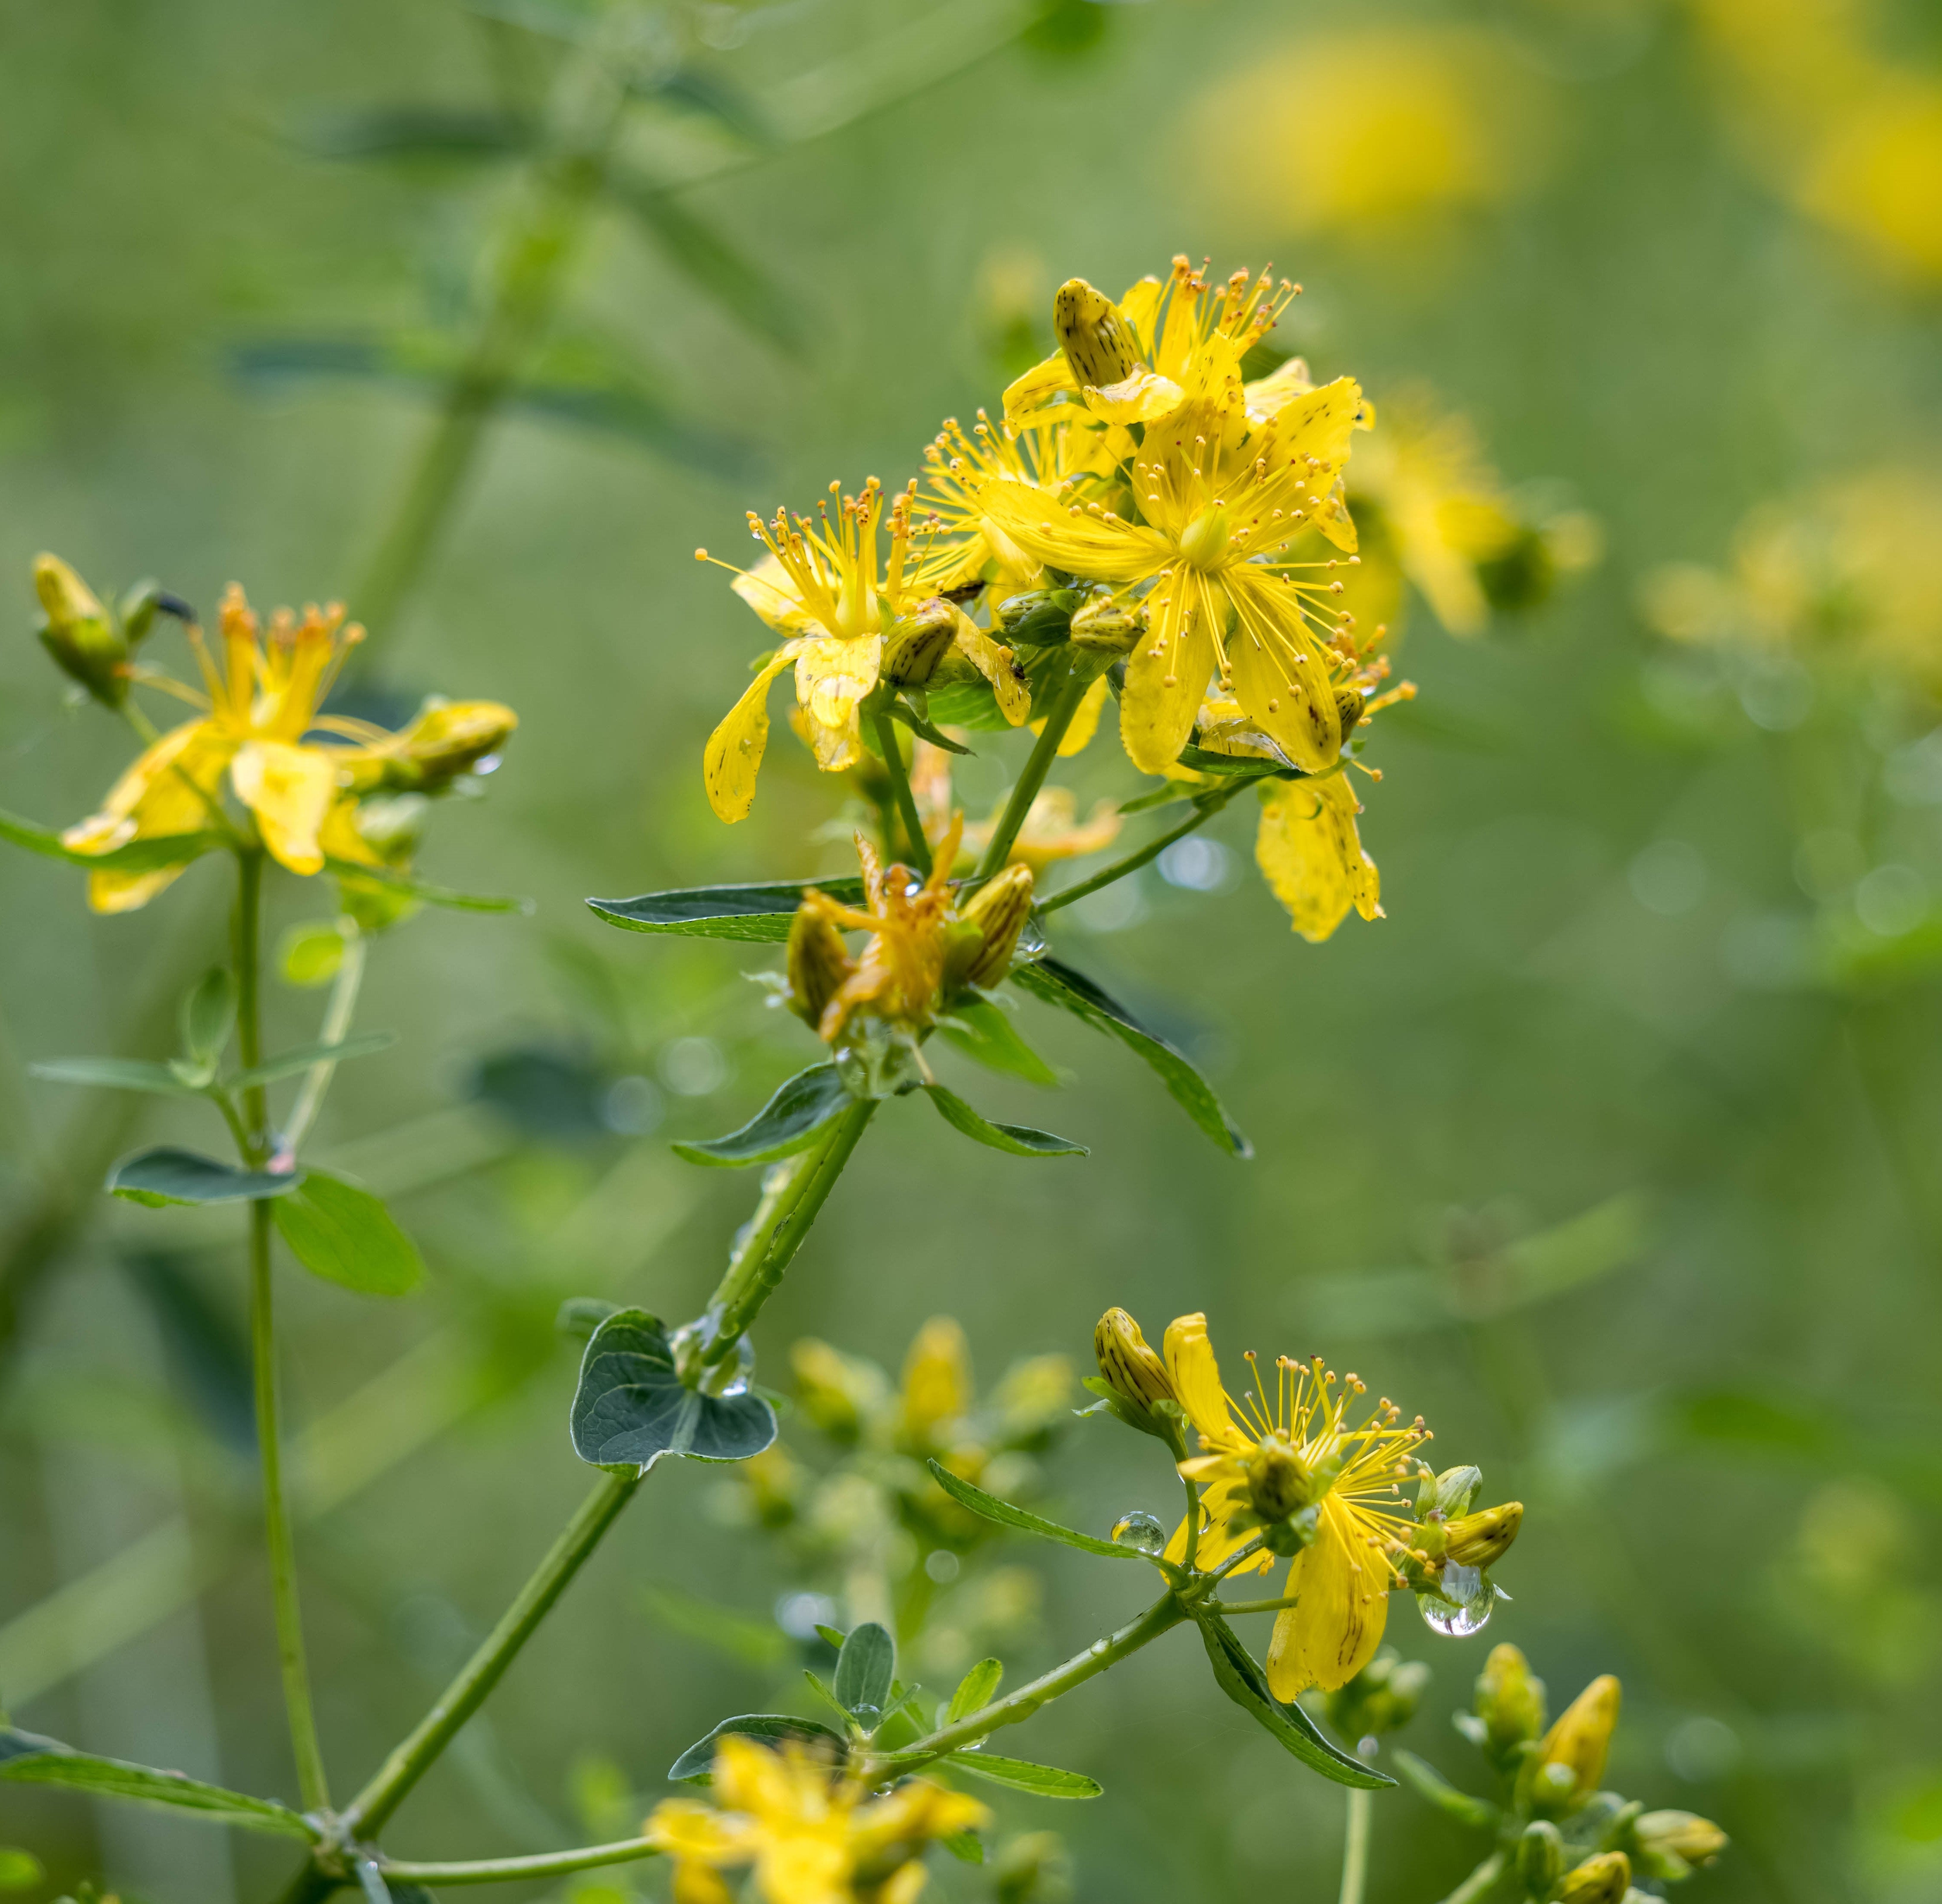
[4,0,1942,1899]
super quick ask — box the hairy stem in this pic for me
[975,665,1090,879]
[1038,780,1250,916]
[376,1838,663,1886]
[342,1468,642,1838]
[275,922,366,1167]
[872,712,931,876]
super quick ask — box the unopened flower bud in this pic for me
[1093,1308,1175,1425]
[397,698,518,791]
[900,1315,972,1445]
[997,589,1080,646]
[1633,1810,1727,1878]
[35,553,127,706]
[1475,1643,1547,1758]
[1445,1501,1523,1570]
[1246,1434,1312,1522]
[1517,1821,1564,1897]
[949,864,1034,989]
[1326,1648,1431,1742]
[882,598,960,687]
[1054,278,1142,390]
[1336,686,1366,740]
[790,1337,884,1445]
[1419,1463,1482,1517]
[1069,596,1145,654]
[787,897,854,1028]
[1524,1674,1621,1814]
[1557,1851,1630,1904]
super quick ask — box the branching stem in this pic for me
[375,1838,663,1886]
[1038,778,1253,916]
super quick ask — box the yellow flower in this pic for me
[976,375,1372,776]
[1158,1311,1432,1698]
[645,1737,988,1904]
[701,481,1026,823]
[1255,775,1382,944]
[899,1316,973,1448]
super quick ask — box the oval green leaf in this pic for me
[586,876,863,943]
[230,1031,397,1091]
[0,1726,315,1837]
[1391,1750,1501,1830]
[833,1623,895,1723]
[668,1714,846,1784]
[672,1063,851,1167]
[109,1147,304,1208]
[570,1308,776,1472]
[944,1751,1101,1799]
[947,1658,1003,1726]
[921,1084,1085,1158]
[0,809,225,873]
[271,1169,425,1297]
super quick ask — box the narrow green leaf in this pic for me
[1011,956,1251,1158]
[833,1623,896,1723]
[643,1586,788,1669]
[0,1727,315,1837]
[944,1752,1101,1799]
[672,1063,851,1167]
[947,1658,1003,1726]
[109,1148,302,1208]
[0,810,225,873]
[320,857,532,914]
[924,1459,1146,1561]
[943,1830,984,1863]
[271,1170,425,1297]
[180,968,236,1067]
[936,1000,1059,1087]
[669,1715,846,1784]
[229,1031,396,1091]
[1390,1750,1501,1830]
[922,1084,1086,1158]
[885,698,973,754]
[1191,1612,1392,1790]
[31,1058,202,1097]
[297,106,532,162]
[570,1308,776,1471]
[587,877,862,942]
[606,179,802,355]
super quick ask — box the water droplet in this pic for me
[1109,1510,1166,1555]
[1416,1564,1496,1638]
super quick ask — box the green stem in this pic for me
[1038,781,1249,916]
[342,1468,642,1838]
[975,664,1091,879]
[872,711,931,876]
[702,1098,878,1362]
[1438,1851,1505,1904]
[375,1838,662,1886]
[1214,1593,1300,1616]
[1338,1743,1379,1904]
[236,848,332,1815]
[867,1593,1186,1775]
[1180,1471,1201,1571]
[274,922,365,1167]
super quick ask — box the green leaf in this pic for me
[320,857,532,914]
[587,877,863,942]
[230,1031,397,1090]
[271,1170,425,1298]
[1390,1750,1501,1831]
[668,1715,846,1784]
[944,1751,1101,1799]
[0,810,226,873]
[885,697,973,754]
[180,968,236,1067]
[570,1308,776,1472]
[1190,1612,1392,1790]
[0,1847,43,1889]
[921,1084,1086,1158]
[833,1623,896,1723]
[108,1147,303,1208]
[1011,956,1251,1158]
[937,1000,1059,1087]
[924,1459,1147,1562]
[947,1658,1003,1726]
[606,179,802,356]
[297,105,532,161]
[31,1058,203,1097]
[943,1829,984,1863]
[280,920,349,987]
[643,1586,789,1669]
[0,1726,315,1837]
[672,1063,852,1166]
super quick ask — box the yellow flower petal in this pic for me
[793,634,882,772]
[63,719,234,914]
[976,481,1171,586]
[646,1799,752,1864]
[230,740,341,876]
[733,553,817,635]
[948,615,1029,726]
[1083,367,1184,424]
[1001,350,1078,419]
[1161,1312,1237,1445]
[1265,1493,1391,1697]
[1052,675,1111,756]
[704,648,799,822]
[671,1861,737,1904]
[755,1836,850,1904]
[900,1317,972,1442]
[1224,566,1342,773]
[1167,1472,1275,1573]
[1120,570,1216,774]
[1256,775,1381,944]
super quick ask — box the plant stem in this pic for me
[1214,1594,1300,1616]
[1038,781,1249,916]
[376,1838,663,1886]
[869,1593,1186,1775]
[275,922,366,1167]
[1338,1741,1379,1904]
[1438,1851,1504,1904]
[702,1097,878,1362]
[975,664,1090,880]
[236,849,332,1814]
[1180,1471,1201,1570]
[872,711,931,876]
[342,1468,642,1838]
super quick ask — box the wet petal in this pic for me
[1162,1312,1237,1444]
[704,647,799,822]
[1265,1495,1391,1698]
[793,634,881,772]
[1120,569,1216,774]
[231,740,340,876]
[1256,775,1381,944]
[1224,567,1342,773]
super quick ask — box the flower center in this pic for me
[1178,507,1232,571]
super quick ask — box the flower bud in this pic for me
[997,589,1080,646]
[1069,596,1145,654]
[994,1830,1071,1904]
[1326,1648,1431,1742]
[1445,1501,1523,1570]
[1516,1820,1564,1897]
[1093,1308,1175,1424]
[1524,1674,1621,1815]
[396,699,518,791]
[1054,278,1142,390]
[1633,1810,1727,1879]
[35,553,128,706]
[1556,1851,1630,1904]
[1418,1463,1482,1517]
[949,864,1034,988]
[882,598,960,687]
[1475,1643,1547,1758]
[900,1316,972,1445]
[790,1337,883,1445]
[786,898,854,1028]
[1246,1434,1312,1523]
[1336,686,1366,741]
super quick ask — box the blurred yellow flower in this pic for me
[1159,1311,1432,1697]
[645,1736,987,1904]
[1256,775,1382,945]
[1181,28,1553,238]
